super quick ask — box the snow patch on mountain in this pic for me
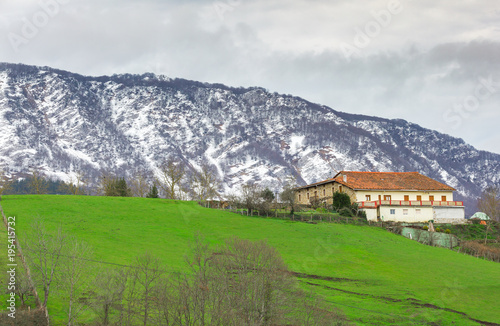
[0,63,499,215]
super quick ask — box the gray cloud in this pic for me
[0,0,498,153]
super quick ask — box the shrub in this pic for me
[316,207,327,214]
[445,229,451,234]
[332,192,351,211]
[435,227,441,232]
[339,207,353,217]
[357,209,367,220]
[422,225,428,230]
[461,241,500,262]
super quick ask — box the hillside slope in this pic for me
[2,195,499,325]
[1,63,499,213]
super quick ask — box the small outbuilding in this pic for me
[470,212,490,225]
[470,212,490,220]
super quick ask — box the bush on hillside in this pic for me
[332,192,351,211]
[0,309,48,325]
[461,241,500,262]
[339,207,353,217]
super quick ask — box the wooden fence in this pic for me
[210,206,370,225]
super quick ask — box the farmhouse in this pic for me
[295,171,465,222]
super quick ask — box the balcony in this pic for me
[357,200,464,209]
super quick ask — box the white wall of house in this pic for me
[363,208,378,221]
[362,205,465,223]
[379,206,434,222]
[434,207,465,220]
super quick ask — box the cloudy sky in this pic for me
[1,0,499,153]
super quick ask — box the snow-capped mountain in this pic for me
[1,63,499,213]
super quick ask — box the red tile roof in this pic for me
[298,171,455,191]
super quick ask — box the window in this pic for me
[429,195,434,201]
[299,194,301,201]
[404,195,409,201]
[416,195,422,201]
[416,209,421,215]
[390,209,396,215]
[441,195,447,201]
[403,209,409,215]
[339,186,343,193]
[323,189,326,196]
[384,195,392,201]
[366,195,371,201]
[307,193,310,199]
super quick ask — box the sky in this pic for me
[0,0,499,154]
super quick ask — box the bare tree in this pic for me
[60,237,94,326]
[93,267,128,326]
[175,235,347,325]
[123,266,140,326]
[158,158,186,200]
[212,237,295,324]
[60,171,86,196]
[130,170,150,198]
[29,168,48,195]
[239,182,263,215]
[23,220,67,308]
[13,265,34,307]
[478,186,500,222]
[0,166,10,198]
[69,170,86,195]
[98,171,114,196]
[226,192,241,210]
[132,253,165,326]
[280,177,298,215]
[190,163,220,203]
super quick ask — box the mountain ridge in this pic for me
[1,62,499,214]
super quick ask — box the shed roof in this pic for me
[470,212,490,220]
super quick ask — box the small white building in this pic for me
[296,171,465,223]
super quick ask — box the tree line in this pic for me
[3,221,349,326]
[1,165,499,221]
[0,158,221,203]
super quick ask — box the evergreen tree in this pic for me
[116,178,131,197]
[146,184,159,198]
[103,177,130,197]
[261,188,275,203]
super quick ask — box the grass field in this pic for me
[1,195,499,325]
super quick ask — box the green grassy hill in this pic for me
[1,195,499,325]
